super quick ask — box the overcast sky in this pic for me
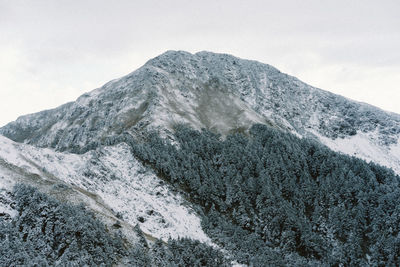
[0,0,399,126]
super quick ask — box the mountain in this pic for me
[1,51,400,266]
[2,51,400,173]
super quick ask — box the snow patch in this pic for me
[87,144,212,243]
[312,130,400,174]
[0,135,212,243]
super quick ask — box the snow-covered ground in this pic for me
[0,179,17,219]
[312,130,400,175]
[84,144,211,243]
[0,135,211,243]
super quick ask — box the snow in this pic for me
[0,135,37,174]
[312,130,400,175]
[0,137,20,218]
[0,135,212,243]
[84,144,212,243]
[0,173,17,218]
[3,51,400,179]
[1,51,400,263]
[389,136,400,160]
[149,69,268,138]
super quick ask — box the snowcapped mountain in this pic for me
[1,51,400,266]
[1,51,400,173]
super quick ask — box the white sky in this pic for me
[0,0,399,126]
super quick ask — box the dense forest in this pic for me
[0,184,226,267]
[0,184,125,266]
[128,124,400,266]
[2,123,400,266]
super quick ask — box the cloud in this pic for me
[0,0,399,126]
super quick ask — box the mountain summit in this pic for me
[1,50,400,172]
[1,51,400,266]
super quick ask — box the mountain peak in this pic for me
[1,51,400,172]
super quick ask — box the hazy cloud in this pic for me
[0,0,399,126]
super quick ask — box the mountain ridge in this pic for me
[1,50,400,172]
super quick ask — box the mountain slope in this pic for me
[126,123,400,266]
[1,51,400,173]
[1,50,400,266]
[0,135,211,244]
